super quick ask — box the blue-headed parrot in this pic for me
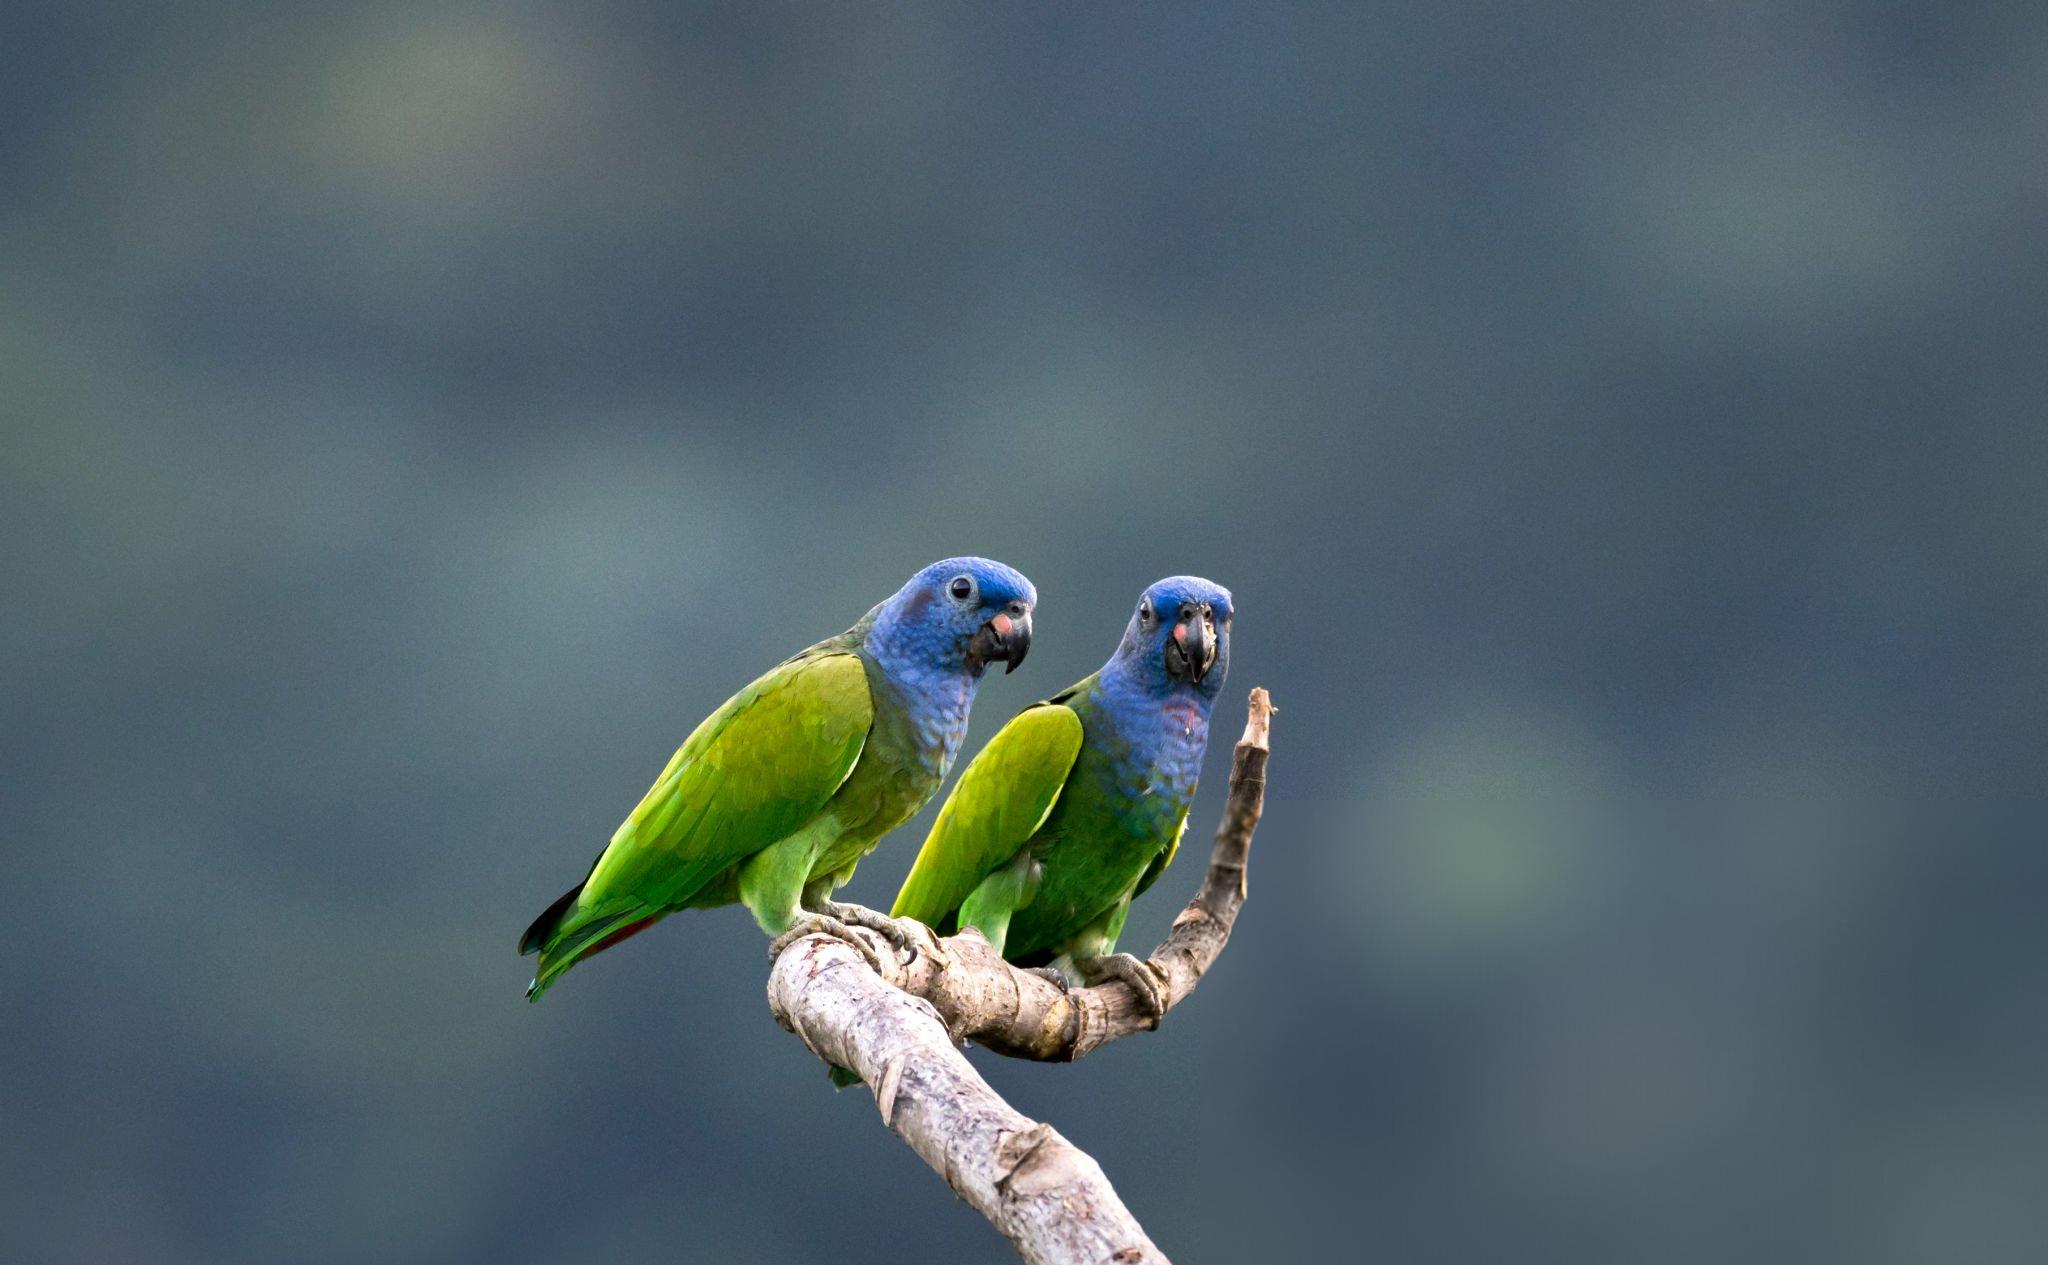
[892,576,1231,1015]
[520,557,1036,999]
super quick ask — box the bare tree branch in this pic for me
[765,688,1274,1263]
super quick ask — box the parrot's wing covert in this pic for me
[566,651,873,934]
[890,703,1083,926]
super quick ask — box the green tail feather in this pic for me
[520,880,659,1002]
[520,882,583,956]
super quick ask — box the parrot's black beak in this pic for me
[965,609,1032,677]
[1163,609,1217,684]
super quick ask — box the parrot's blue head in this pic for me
[1106,576,1232,703]
[866,557,1037,680]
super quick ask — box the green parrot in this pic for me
[892,576,1231,1015]
[519,557,1035,1000]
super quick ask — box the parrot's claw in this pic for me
[813,900,918,959]
[1074,953,1169,1021]
[1026,965,1074,992]
[769,912,888,974]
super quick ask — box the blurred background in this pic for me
[6,3,2045,1262]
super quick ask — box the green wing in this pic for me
[532,651,871,977]
[891,703,1083,926]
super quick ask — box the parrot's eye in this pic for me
[949,576,975,601]
[1138,601,1153,623]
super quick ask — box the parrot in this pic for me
[891,575,1231,1016]
[519,557,1036,1000]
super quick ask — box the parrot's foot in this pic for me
[1026,965,1074,992]
[812,899,918,959]
[1074,953,1169,1021]
[768,912,888,974]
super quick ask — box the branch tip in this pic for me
[1239,687,1273,750]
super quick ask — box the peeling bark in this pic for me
[764,689,1274,1263]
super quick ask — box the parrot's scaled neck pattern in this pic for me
[1088,654,1214,806]
[846,554,1035,782]
[858,601,982,781]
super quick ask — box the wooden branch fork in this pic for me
[766,688,1275,1264]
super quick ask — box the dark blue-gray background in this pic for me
[6,3,2045,1262]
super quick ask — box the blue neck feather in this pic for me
[857,599,979,775]
[1091,653,1215,801]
